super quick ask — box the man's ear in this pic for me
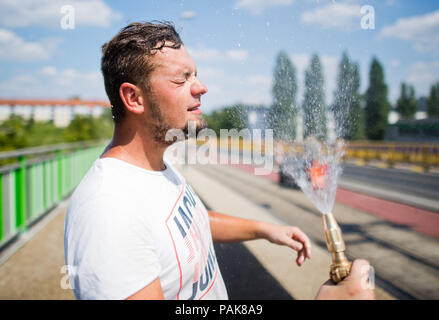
[119,82,145,115]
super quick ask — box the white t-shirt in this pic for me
[64,157,228,300]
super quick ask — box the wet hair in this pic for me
[101,21,183,123]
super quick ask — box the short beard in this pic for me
[182,117,208,137]
[148,94,208,146]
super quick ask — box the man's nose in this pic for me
[191,79,208,97]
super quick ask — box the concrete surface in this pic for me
[0,201,75,300]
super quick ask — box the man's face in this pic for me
[143,45,208,145]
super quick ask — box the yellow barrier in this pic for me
[272,140,439,172]
[345,141,439,171]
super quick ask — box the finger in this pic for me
[343,259,372,286]
[296,249,305,266]
[348,259,371,279]
[291,228,312,259]
[287,238,304,252]
[304,242,312,259]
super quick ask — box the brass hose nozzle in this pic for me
[322,212,352,283]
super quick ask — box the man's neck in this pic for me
[101,122,168,171]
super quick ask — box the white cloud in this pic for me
[187,47,222,62]
[228,74,273,106]
[0,0,122,28]
[390,59,400,67]
[406,61,439,96]
[194,67,273,111]
[226,49,248,62]
[197,66,225,80]
[39,66,57,76]
[301,2,362,29]
[0,66,105,99]
[246,74,272,87]
[0,28,54,61]
[379,9,439,55]
[181,11,196,20]
[188,46,249,63]
[385,0,397,5]
[234,0,294,16]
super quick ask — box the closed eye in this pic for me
[172,77,186,85]
[172,70,197,85]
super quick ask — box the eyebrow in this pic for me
[172,68,197,80]
[183,70,197,77]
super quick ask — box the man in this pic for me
[64,21,374,300]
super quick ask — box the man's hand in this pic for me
[260,223,312,266]
[315,259,375,300]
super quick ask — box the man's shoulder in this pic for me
[67,158,129,216]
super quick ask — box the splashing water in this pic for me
[282,136,345,215]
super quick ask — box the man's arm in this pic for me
[208,210,311,266]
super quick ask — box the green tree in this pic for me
[303,54,327,140]
[332,52,364,140]
[0,110,113,152]
[427,82,439,117]
[26,119,64,147]
[365,57,390,140]
[396,82,417,119]
[63,113,113,142]
[0,115,29,151]
[204,104,246,136]
[269,51,298,140]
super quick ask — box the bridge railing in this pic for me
[344,141,439,171]
[0,141,106,249]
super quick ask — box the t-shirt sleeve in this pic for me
[67,195,161,300]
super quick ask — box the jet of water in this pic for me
[282,136,345,215]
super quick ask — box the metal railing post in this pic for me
[422,145,430,172]
[42,161,47,210]
[57,150,62,200]
[15,156,27,231]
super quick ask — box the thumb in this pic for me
[344,259,371,283]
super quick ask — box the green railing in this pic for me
[0,141,106,248]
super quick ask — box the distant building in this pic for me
[386,117,439,141]
[388,97,429,125]
[386,97,439,141]
[0,99,110,127]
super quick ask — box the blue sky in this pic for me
[0,0,438,114]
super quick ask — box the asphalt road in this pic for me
[340,163,439,202]
[214,242,293,300]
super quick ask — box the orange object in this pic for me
[308,160,328,189]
